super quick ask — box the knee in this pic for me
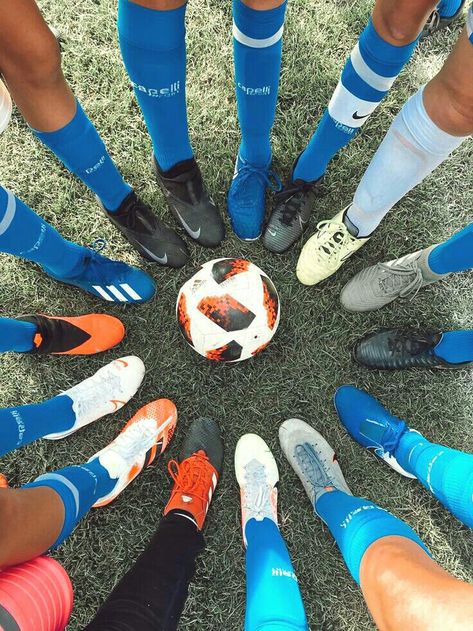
[2,29,62,90]
[434,77,473,135]
[374,1,438,45]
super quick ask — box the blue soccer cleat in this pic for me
[43,248,156,304]
[227,155,281,241]
[334,385,416,478]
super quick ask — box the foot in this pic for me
[353,328,472,370]
[0,78,12,134]
[279,419,352,512]
[91,399,178,507]
[263,176,323,254]
[234,433,278,545]
[228,155,282,241]
[101,191,189,268]
[334,385,416,478]
[44,356,145,440]
[340,245,448,312]
[154,157,225,248]
[17,314,124,355]
[421,0,466,38]
[164,417,223,530]
[296,208,369,286]
[43,248,156,304]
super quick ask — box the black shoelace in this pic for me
[275,182,315,227]
[388,331,432,357]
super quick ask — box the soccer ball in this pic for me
[176,258,280,362]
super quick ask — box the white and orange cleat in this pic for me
[91,399,178,508]
[235,433,279,546]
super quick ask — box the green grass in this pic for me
[0,1,472,629]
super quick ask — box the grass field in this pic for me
[0,0,472,629]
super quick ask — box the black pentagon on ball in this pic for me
[210,258,252,284]
[206,339,243,361]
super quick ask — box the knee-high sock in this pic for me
[344,88,467,237]
[0,395,76,457]
[428,223,473,274]
[395,431,473,528]
[0,185,85,277]
[233,0,287,168]
[245,518,308,630]
[24,458,115,548]
[293,19,418,183]
[315,491,429,584]
[118,0,193,172]
[33,101,132,211]
[434,330,473,364]
[0,317,36,353]
[468,5,473,44]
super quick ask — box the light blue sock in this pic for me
[315,490,429,584]
[233,0,287,168]
[294,19,418,182]
[428,222,473,274]
[0,317,36,353]
[33,101,132,211]
[468,5,473,43]
[434,330,473,364]
[0,395,76,457]
[118,0,193,172]
[24,457,116,548]
[395,431,473,528]
[0,185,85,277]
[437,0,463,18]
[244,518,308,631]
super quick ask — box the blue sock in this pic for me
[233,0,287,168]
[0,395,76,457]
[437,0,463,18]
[0,317,36,353]
[315,490,429,584]
[33,101,132,211]
[395,431,473,528]
[468,5,473,44]
[118,0,193,172]
[428,222,473,274]
[434,330,473,364]
[244,518,308,630]
[0,185,85,277]
[24,457,116,548]
[294,19,418,182]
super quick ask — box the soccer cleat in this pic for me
[296,208,369,286]
[279,419,352,511]
[17,314,125,355]
[334,385,416,478]
[235,433,278,545]
[263,176,324,254]
[164,417,223,530]
[92,399,178,508]
[43,248,156,304]
[154,157,225,248]
[353,328,472,370]
[421,0,466,38]
[340,245,448,312]
[0,78,12,134]
[44,356,145,440]
[228,155,282,241]
[101,191,189,268]
[0,473,8,488]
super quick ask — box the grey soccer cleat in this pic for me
[279,419,352,511]
[340,245,449,312]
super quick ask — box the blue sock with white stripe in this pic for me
[118,0,193,172]
[0,395,76,457]
[24,458,116,548]
[437,0,463,18]
[294,19,418,183]
[33,101,132,212]
[0,317,36,353]
[233,0,287,168]
[428,222,473,274]
[0,185,85,277]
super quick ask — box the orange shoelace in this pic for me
[167,451,212,503]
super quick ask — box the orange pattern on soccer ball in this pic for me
[197,294,255,332]
[261,277,278,330]
[177,293,193,344]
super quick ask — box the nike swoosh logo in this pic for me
[267,229,277,237]
[175,210,201,240]
[139,243,168,265]
[352,111,370,120]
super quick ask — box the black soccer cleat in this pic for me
[421,0,466,38]
[101,191,189,268]
[263,176,323,254]
[154,157,225,248]
[353,328,472,370]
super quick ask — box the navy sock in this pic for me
[428,222,473,274]
[33,101,132,211]
[0,317,36,353]
[24,457,116,548]
[437,0,463,17]
[0,395,76,457]
[434,330,473,364]
[233,0,287,168]
[0,185,85,277]
[118,0,193,172]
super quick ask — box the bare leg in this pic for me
[372,0,438,45]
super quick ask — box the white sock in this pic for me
[345,86,468,238]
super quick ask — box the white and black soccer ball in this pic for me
[176,258,280,362]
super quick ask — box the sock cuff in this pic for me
[360,19,418,73]
[233,0,287,43]
[32,100,89,144]
[118,0,186,49]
